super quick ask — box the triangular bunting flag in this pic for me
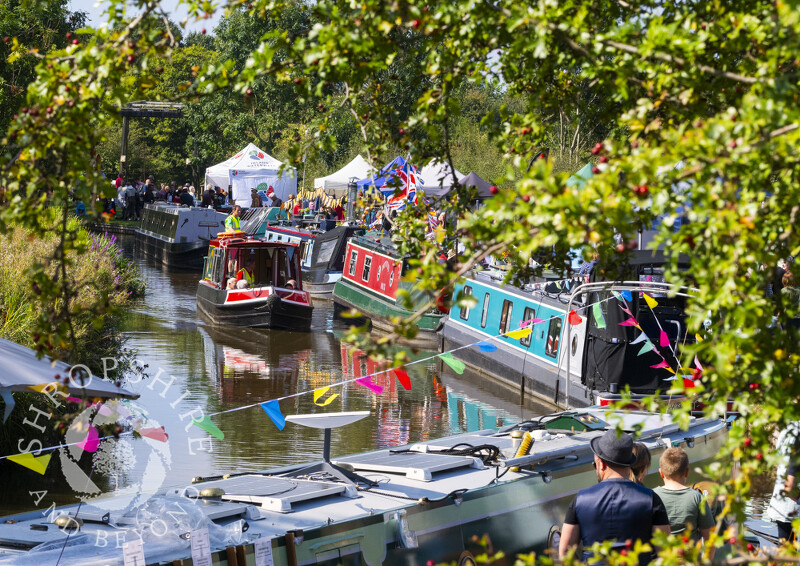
[643,294,659,309]
[530,318,546,325]
[638,341,655,356]
[392,368,412,391]
[475,341,498,352]
[695,333,703,342]
[139,426,169,442]
[620,290,633,302]
[694,355,703,371]
[592,303,606,329]
[8,452,51,475]
[0,387,15,423]
[664,366,677,375]
[631,333,648,345]
[619,304,633,316]
[506,328,532,339]
[192,416,225,440]
[612,291,623,301]
[567,310,582,325]
[260,400,285,430]
[619,317,639,327]
[650,361,671,369]
[355,376,384,395]
[76,426,100,453]
[313,387,340,406]
[439,352,465,374]
[659,330,670,348]
[26,382,65,394]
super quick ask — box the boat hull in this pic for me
[134,231,209,270]
[196,284,313,331]
[302,271,341,299]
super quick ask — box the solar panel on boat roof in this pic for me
[335,451,484,481]
[186,475,356,513]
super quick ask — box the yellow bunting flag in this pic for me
[643,294,659,309]
[313,387,339,407]
[8,452,51,475]
[695,334,703,342]
[26,382,66,394]
[506,328,532,340]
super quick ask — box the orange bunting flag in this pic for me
[393,368,412,391]
[506,328,532,339]
[568,310,582,325]
[313,387,339,406]
[8,452,51,475]
[643,294,659,309]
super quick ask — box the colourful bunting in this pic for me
[612,291,623,301]
[192,416,225,440]
[631,333,648,345]
[475,341,498,352]
[529,318,546,325]
[619,305,633,316]
[650,361,671,369]
[260,400,285,430]
[0,388,14,423]
[592,303,606,329]
[620,290,633,302]
[139,426,169,442]
[659,330,670,348]
[683,378,697,389]
[638,341,655,356]
[439,352,466,374]
[93,403,114,417]
[313,387,340,406]
[392,368,412,391]
[695,334,703,342]
[355,376,384,395]
[694,355,703,371]
[643,294,659,309]
[76,426,100,453]
[506,328,532,339]
[8,452,51,475]
[567,310,582,325]
[619,317,639,327]
[26,382,65,394]
[664,366,677,375]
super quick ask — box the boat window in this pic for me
[204,247,216,280]
[226,247,240,280]
[480,293,490,328]
[348,249,358,276]
[545,317,563,358]
[362,256,372,282]
[276,248,291,287]
[460,286,473,320]
[315,240,337,267]
[521,307,536,347]
[215,250,225,285]
[499,300,513,335]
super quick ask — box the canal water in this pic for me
[0,250,553,516]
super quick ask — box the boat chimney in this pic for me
[346,177,357,224]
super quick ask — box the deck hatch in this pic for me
[180,475,357,513]
[408,435,516,453]
[334,452,484,481]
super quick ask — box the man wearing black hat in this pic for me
[559,429,670,565]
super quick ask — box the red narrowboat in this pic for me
[197,231,313,330]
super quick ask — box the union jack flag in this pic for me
[383,163,423,211]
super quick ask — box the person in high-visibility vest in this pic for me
[236,256,255,288]
[225,205,242,232]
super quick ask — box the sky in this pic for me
[67,0,223,34]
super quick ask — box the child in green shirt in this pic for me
[654,447,715,556]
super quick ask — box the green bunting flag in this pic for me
[439,352,465,374]
[592,303,606,329]
[638,341,655,356]
[192,416,225,440]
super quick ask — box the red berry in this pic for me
[730,140,737,149]
[521,127,530,135]
[682,536,689,543]
[72,39,79,45]
[599,155,608,163]
[426,561,434,566]
[411,19,420,28]
[677,548,685,556]
[317,103,323,108]
[522,194,530,202]
[128,41,135,48]
[756,452,763,460]
[627,240,638,250]
[620,549,627,556]
[362,113,368,119]
[294,78,302,84]
[625,540,632,548]
[65,32,72,40]
[489,186,498,195]
[631,141,639,148]
[312,59,319,65]
[747,543,755,551]
[616,243,626,253]
[729,537,737,545]
[566,80,572,86]
[127,55,134,62]
[46,106,53,114]
[246,88,253,95]
[398,128,405,135]
[201,28,206,34]
[3,36,9,43]
[591,143,603,155]
[744,438,752,446]
[591,166,600,174]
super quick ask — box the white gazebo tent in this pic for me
[419,159,464,197]
[313,155,375,197]
[205,143,297,206]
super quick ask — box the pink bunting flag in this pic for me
[650,361,671,369]
[619,317,639,327]
[393,368,412,391]
[139,426,169,442]
[530,318,545,325]
[694,355,703,372]
[93,403,114,417]
[659,330,670,347]
[619,305,633,316]
[356,376,384,395]
[76,426,100,453]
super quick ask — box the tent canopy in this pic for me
[314,155,375,197]
[458,171,494,199]
[419,159,464,197]
[356,156,406,188]
[0,337,139,399]
[565,162,595,189]
[205,143,297,206]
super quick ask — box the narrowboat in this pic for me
[135,202,228,270]
[303,226,365,298]
[0,408,727,565]
[196,232,313,330]
[442,253,696,408]
[332,236,447,335]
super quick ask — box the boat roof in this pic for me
[210,233,301,249]
[0,409,725,565]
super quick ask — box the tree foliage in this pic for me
[2,0,799,559]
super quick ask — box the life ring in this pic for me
[457,551,477,566]
[436,289,451,314]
